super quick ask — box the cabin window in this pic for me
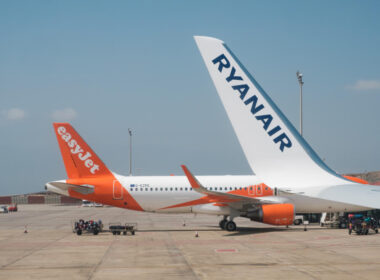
[175,187,178,191]
[250,187,253,190]
[165,188,168,191]
[234,187,237,190]
[229,187,232,190]
[150,188,153,191]
[185,188,188,191]
[180,187,183,191]
[239,187,242,190]
[244,187,247,190]
[170,188,173,191]
[265,187,268,190]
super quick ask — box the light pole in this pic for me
[296,71,304,136]
[128,128,132,176]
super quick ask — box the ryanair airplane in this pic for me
[45,36,379,232]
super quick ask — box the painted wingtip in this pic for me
[180,165,200,189]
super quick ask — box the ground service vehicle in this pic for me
[348,214,367,235]
[0,206,8,213]
[74,219,103,235]
[8,204,17,212]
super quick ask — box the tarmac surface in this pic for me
[1,205,380,280]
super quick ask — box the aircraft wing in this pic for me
[181,165,284,205]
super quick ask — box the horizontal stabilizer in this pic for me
[46,181,94,195]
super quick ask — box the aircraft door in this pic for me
[113,180,123,200]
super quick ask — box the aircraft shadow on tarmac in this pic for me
[223,225,330,236]
[137,228,221,233]
[138,226,289,234]
[222,226,288,236]
[136,225,331,235]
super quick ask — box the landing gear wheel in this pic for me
[219,220,227,230]
[293,219,301,226]
[225,221,237,232]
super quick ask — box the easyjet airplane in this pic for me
[46,36,379,232]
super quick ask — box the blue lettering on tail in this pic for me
[212,54,292,152]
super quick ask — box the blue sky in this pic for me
[1,1,380,195]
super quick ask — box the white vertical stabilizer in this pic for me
[194,36,352,189]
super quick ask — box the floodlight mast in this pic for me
[296,71,304,136]
[128,128,132,176]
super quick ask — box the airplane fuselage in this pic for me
[47,174,370,215]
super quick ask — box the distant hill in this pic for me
[345,170,380,185]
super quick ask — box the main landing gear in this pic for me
[219,219,227,229]
[219,216,237,232]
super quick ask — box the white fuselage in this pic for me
[112,174,371,214]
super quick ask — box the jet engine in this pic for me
[243,203,294,225]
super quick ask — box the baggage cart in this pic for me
[109,222,137,235]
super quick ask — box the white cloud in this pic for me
[2,108,26,120]
[347,80,380,91]
[52,108,77,121]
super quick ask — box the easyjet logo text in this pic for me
[57,126,100,174]
[212,54,292,152]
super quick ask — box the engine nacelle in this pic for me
[244,203,294,225]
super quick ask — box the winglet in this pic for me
[181,165,203,190]
[181,165,271,204]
